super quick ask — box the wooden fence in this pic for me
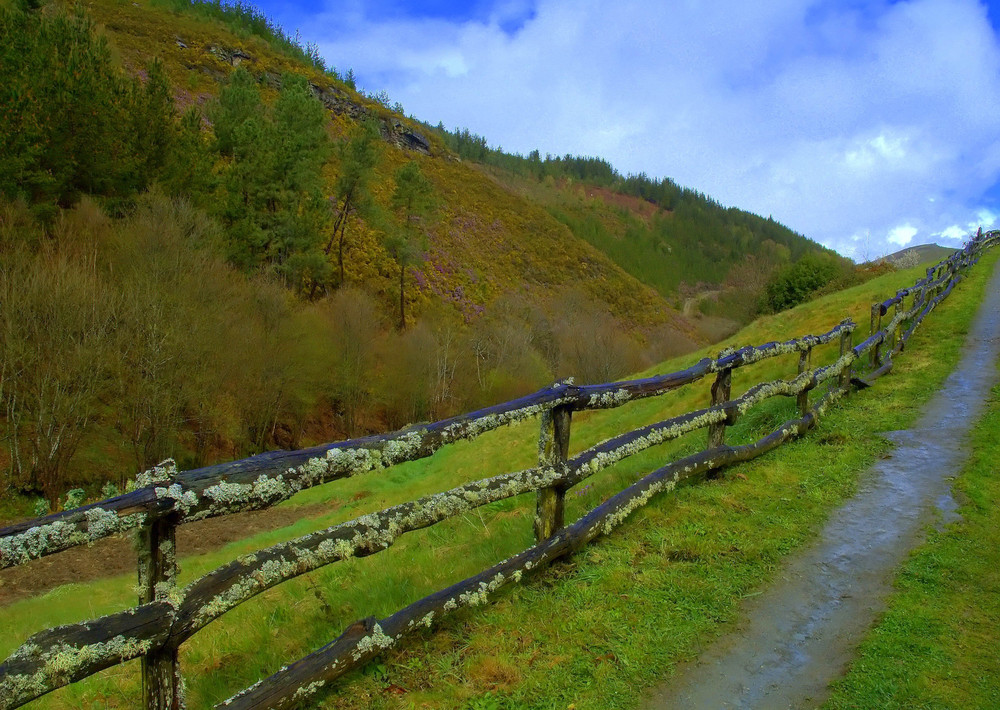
[1,229,997,710]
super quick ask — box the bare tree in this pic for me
[0,240,122,504]
[321,287,381,436]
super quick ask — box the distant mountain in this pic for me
[877,244,954,269]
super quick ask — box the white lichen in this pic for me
[0,636,153,707]
[291,680,326,702]
[601,481,674,536]
[350,623,394,661]
[457,573,506,609]
[83,507,128,540]
[1,521,87,567]
[133,459,177,489]
[153,484,199,516]
[587,388,632,408]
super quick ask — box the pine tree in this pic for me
[271,75,333,294]
[162,107,216,203]
[388,161,435,330]
[131,58,176,190]
[210,66,261,157]
[212,69,332,281]
[0,5,176,214]
[325,119,381,287]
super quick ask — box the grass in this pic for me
[1,248,996,709]
[823,386,1000,709]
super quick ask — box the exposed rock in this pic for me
[392,120,431,154]
[306,82,432,155]
[208,45,252,67]
[308,82,368,122]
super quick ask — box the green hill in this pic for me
[879,243,954,269]
[0,0,859,509]
[432,133,840,302]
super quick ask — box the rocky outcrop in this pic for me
[391,120,431,154]
[199,45,432,156]
[309,82,368,122]
[308,82,432,155]
[208,45,252,67]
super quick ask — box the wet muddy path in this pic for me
[641,259,1000,710]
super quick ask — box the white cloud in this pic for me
[976,208,998,227]
[887,223,919,247]
[304,0,1000,257]
[936,225,967,242]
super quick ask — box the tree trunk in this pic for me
[338,226,345,287]
[398,262,406,331]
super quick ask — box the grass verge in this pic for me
[1,248,996,709]
[823,379,1000,710]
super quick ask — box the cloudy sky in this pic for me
[255,0,1000,260]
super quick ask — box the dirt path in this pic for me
[681,289,720,317]
[0,501,331,607]
[641,259,1000,710]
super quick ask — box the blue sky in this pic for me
[253,0,1000,259]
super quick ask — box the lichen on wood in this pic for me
[217,384,851,710]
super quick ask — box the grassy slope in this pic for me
[481,171,689,303]
[824,392,1000,708]
[477,165,837,313]
[80,0,690,333]
[3,248,995,709]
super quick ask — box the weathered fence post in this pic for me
[797,346,811,416]
[708,366,732,449]
[892,299,903,352]
[839,322,853,390]
[870,303,883,368]
[534,405,571,542]
[137,462,183,710]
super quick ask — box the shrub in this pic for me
[763,253,847,312]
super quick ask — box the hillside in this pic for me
[78,0,838,325]
[436,138,839,305]
[66,0,689,331]
[0,0,862,510]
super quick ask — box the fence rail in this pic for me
[1,229,997,710]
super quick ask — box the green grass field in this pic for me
[2,248,997,709]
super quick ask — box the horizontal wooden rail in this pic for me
[0,324,853,570]
[220,385,851,710]
[0,230,996,710]
[0,341,860,709]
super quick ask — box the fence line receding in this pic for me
[1,229,996,710]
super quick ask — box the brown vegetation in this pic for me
[0,195,691,510]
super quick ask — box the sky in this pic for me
[253,0,1000,260]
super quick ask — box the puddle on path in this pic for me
[641,260,1000,710]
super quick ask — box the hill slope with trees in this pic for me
[0,0,859,510]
